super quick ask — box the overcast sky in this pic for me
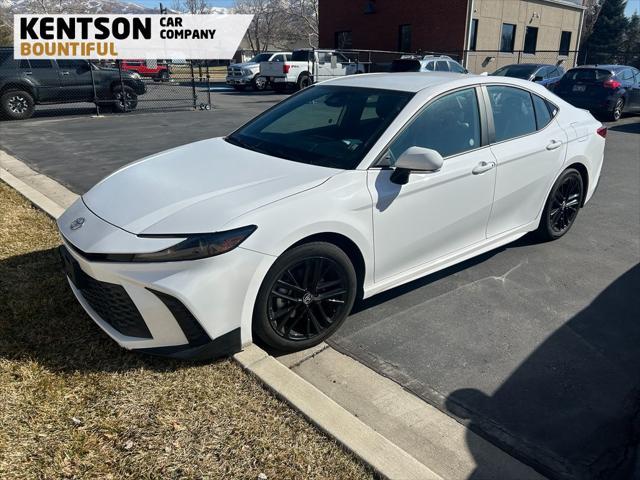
[133,0,639,16]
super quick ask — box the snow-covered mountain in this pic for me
[2,0,161,14]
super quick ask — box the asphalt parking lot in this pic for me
[1,87,638,479]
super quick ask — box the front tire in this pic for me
[0,89,35,120]
[253,242,357,352]
[536,168,584,241]
[252,75,267,91]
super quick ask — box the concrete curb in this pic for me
[0,148,442,480]
[235,344,442,480]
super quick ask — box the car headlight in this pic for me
[130,72,142,79]
[132,225,257,262]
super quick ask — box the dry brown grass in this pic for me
[0,181,373,480]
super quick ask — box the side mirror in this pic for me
[480,71,489,76]
[533,75,544,82]
[390,147,444,184]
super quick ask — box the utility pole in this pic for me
[159,2,168,14]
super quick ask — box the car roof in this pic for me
[570,65,629,71]
[322,72,558,94]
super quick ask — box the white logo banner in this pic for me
[14,14,253,59]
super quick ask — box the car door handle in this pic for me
[25,71,33,75]
[472,161,496,175]
[546,140,563,150]
[61,71,70,75]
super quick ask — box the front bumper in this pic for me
[57,199,269,359]
[226,75,252,85]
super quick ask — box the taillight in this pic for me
[597,126,607,138]
[283,64,291,74]
[603,79,621,89]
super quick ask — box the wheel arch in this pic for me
[566,162,589,207]
[297,71,311,83]
[286,232,366,297]
[0,81,36,99]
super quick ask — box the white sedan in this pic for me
[57,73,606,359]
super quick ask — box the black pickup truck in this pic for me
[0,48,146,120]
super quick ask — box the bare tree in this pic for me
[234,0,318,53]
[234,0,288,53]
[288,0,318,42]
[171,0,210,14]
[581,0,605,46]
[0,6,13,45]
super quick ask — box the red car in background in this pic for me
[119,60,170,81]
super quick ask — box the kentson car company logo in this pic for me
[14,14,253,60]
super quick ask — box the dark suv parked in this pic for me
[0,48,146,120]
[553,65,640,121]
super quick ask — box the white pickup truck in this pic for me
[226,51,291,91]
[259,49,364,92]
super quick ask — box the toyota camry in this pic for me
[58,73,606,359]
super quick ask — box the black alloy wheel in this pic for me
[537,168,584,241]
[113,86,138,113]
[254,243,357,351]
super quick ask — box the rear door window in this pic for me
[487,85,537,142]
[435,61,449,71]
[425,61,435,71]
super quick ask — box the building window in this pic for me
[335,31,353,49]
[500,23,516,53]
[469,19,478,51]
[398,24,412,52]
[559,31,572,56]
[523,26,538,54]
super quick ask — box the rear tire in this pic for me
[253,242,357,352]
[536,168,584,241]
[297,73,311,90]
[112,86,138,113]
[607,98,624,121]
[0,89,35,120]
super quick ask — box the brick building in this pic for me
[319,0,585,72]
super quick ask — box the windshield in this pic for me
[249,53,272,63]
[227,85,413,169]
[492,64,538,79]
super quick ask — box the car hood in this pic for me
[82,138,339,235]
[231,62,258,69]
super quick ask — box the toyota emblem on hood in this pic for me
[70,217,85,230]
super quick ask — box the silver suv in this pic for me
[391,55,468,74]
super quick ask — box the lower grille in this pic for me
[77,272,152,339]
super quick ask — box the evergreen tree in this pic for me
[584,0,629,64]
[623,13,640,67]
